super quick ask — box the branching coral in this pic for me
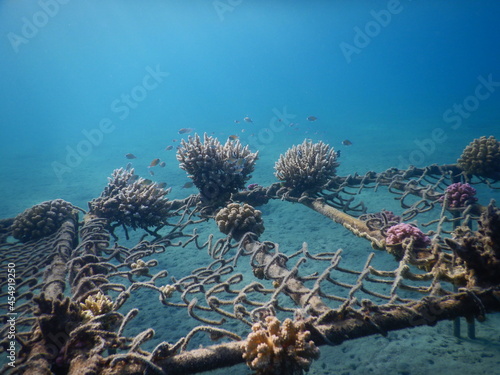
[215,203,264,240]
[12,199,76,242]
[274,139,339,196]
[446,200,500,288]
[88,168,171,231]
[80,292,114,321]
[439,182,477,208]
[457,135,500,179]
[176,133,258,204]
[243,316,320,375]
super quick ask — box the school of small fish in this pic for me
[123,113,353,192]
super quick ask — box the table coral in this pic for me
[243,316,320,375]
[88,168,171,232]
[274,139,339,196]
[176,133,258,204]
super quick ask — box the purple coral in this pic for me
[385,223,431,248]
[439,182,477,208]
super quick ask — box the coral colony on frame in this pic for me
[2,134,500,374]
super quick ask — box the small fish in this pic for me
[228,135,239,141]
[125,162,132,171]
[127,174,139,183]
[182,181,194,189]
[157,182,168,188]
[149,158,160,167]
[159,161,166,167]
[234,120,240,124]
[172,139,178,142]
[125,153,137,159]
[178,128,194,134]
[149,169,155,176]
[336,150,341,158]
[244,117,253,123]
[342,139,352,146]
[141,179,153,185]
[307,116,318,121]
[165,145,174,151]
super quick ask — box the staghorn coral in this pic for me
[385,223,431,248]
[176,133,258,204]
[12,199,76,242]
[80,291,114,321]
[215,202,264,240]
[439,182,477,208]
[274,139,339,195]
[243,316,320,375]
[446,200,500,288]
[88,168,171,231]
[457,135,500,179]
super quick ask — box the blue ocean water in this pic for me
[1,1,500,373]
[1,0,499,216]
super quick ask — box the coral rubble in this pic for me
[439,182,477,208]
[88,168,171,231]
[457,135,500,179]
[176,133,258,204]
[446,200,500,288]
[12,199,76,242]
[274,139,339,195]
[243,316,320,375]
[215,202,264,240]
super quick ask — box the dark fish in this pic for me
[157,182,168,188]
[182,181,194,189]
[228,135,239,140]
[125,153,137,159]
[342,139,352,146]
[125,162,132,171]
[141,179,153,185]
[336,150,341,158]
[172,139,178,142]
[234,120,240,124]
[149,169,155,176]
[159,161,166,167]
[150,158,161,167]
[178,128,194,134]
[127,174,139,183]
[165,145,174,151]
[307,116,318,121]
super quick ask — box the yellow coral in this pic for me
[159,284,176,298]
[80,292,113,321]
[243,316,320,375]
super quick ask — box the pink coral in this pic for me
[385,223,431,248]
[439,182,477,208]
